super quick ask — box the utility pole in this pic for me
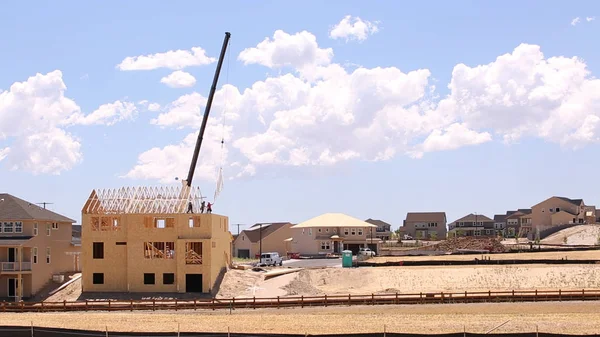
[36,202,53,209]
[259,223,263,261]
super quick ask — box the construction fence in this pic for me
[1,289,600,313]
[0,326,599,337]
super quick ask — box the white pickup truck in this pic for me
[358,247,376,257]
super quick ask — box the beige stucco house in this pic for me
[81,186,232,294]
[289,213,378,255]
[0,193,80,301]
[531,196,589,231]
[233,222,292,259]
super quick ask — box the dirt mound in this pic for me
[282,278,324,296]
[436,237,507,253]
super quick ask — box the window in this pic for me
[52,222,59,230]
[15,222,22,233]
[2,222,14,233]
[46,224,51,236]
[474,230,481,236]
[33,223,38,236]
[116,242,127,245]
[542,208,545,213]
[33,247,38,264]
[92,217,121,231]
[358,228,363,236]
[188,218,194,228]
[326,228,329,233]
[185,242,202,264]
[333,229,337,234]
[302,229,305,235]
[93,242,104,259]
[163,273,175,285]
[556,208,560,212]
[343,228,349,235]
[152,218,175,229]
[144,242,175,259]
[351,229,356,236]
[144,273,155,285]
[308,229,312,236]
[46,247,51,264]
[156,219,166,228]
[318,228,322,233]
[320,241,331,250]
[93,273,104,285]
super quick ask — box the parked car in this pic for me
[259,252,283,266]
[358,247,376,257]
[403,234,414,240]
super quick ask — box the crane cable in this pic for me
[213,38,231,203]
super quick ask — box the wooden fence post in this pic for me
[153,299,156,311]
[193,299,196,311]
[324,295,327,307]
[253,296,256,310]
[41,301,44,312]
[277,296,280,309]
[535,289,538,302]
[175,299,178,311]
[301,295,304,308]
[130,300,133,312]
[85,300,88,312]
[348,294,351,306]
[108,300,111,311]
[395,292,398,305]
[30,321,33,337]
[559,289,561,301]
[372,293,375,305]
[63,300,66,312]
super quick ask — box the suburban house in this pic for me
[289,213,379,255]
[365,218,392,241]
[233,222,292,259]
[448,214,495,237]
[501,209,532,238]
[402,212,447,240]
[81,186,232,294]
[531,196,590,231]
[493,214,507,235]
[0,193,80,301]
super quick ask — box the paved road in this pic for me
[283,258,342,268]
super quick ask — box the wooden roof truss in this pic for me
[84,186,204,215]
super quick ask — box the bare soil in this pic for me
[2,302,600,334]
[542,225,600,245]
[371,249,600,263]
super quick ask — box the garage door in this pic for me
[237,249,250,259]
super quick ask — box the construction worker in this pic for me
[200,201,206,213]
[207,202,212,214]
[186,201,193,213]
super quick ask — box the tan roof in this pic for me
[291,213,377,229]
[243,222,291,243]
[0,193,75,223]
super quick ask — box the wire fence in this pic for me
[1,289,600,313]
[0,326,599,337]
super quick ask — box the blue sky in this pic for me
[1,1,599,232]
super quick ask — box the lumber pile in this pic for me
[436,237,507,253]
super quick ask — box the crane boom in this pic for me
[186,32,231,187]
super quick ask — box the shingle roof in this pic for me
[405,212,446,223]
[451,213,493,223]
[493,214,506,222]
[556,197,584,206]
[0,236,33,246]
[243,222,291,243]
[291,213,377,228]
[365,218,392,229]
[517,209,532,214]
[0,194,75,223]
[72,225,82,238]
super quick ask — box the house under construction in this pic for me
[81,32,234,295]
[81,186,232,294]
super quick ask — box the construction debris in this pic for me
[435,237,507,253]
[264,268,303,280]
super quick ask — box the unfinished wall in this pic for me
[82,212,231,294]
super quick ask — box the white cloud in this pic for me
[329,15,379,42]
[0,70,138,174]
[0,147,9,161]
[238,30,334,70]
[117,47,216,71]
[0,70,83,174]
[125,30,600,184]
[67,100,138,126]
[160,70,197,88]
[148,103,161,111]
[587,17,596,22]
[572,17,581,25]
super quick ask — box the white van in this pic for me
[259,252,283,266]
